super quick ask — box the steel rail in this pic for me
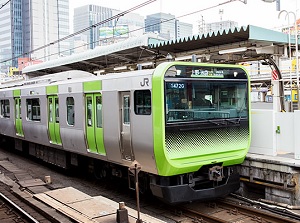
[0,192,39,223]
[219,199,299,223]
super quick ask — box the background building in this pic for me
[145,13,175,40]
[176,20,193,39]
[198,20,238,35]
[73,5,144,49]
[0,0,22,72]
[74,5,113,49]
[57,0,71,57]
[145,13,193,40]
[0,0,70,73]
[72,36,89,54]
[113,10,144,38]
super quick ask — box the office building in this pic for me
[0,0,70,73]
[145,13,193,40]
[176,20,193,39]
[198,20,238,35]
[73,5,144,49]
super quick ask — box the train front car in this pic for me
[151,62,250,203]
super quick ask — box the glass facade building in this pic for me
[0,0,70,73]
[74,5,113,49]
[145,13,193,40]
[0,0,14,72]
[198,20,238,35]
[73,5,144,49]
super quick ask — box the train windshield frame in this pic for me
[164,65,249,129]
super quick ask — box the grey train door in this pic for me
[120,91,134,161]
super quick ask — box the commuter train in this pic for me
[0,61,250,203]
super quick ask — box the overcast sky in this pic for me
[69,0,300,34]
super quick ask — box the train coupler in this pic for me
[209,166,224,181]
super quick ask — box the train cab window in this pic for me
[134,90,151,115]
[66,97,75,126]
[26,98,40,121]
[0,99,10,118]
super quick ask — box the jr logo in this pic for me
[140,78,149,87]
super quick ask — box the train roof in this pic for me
[0,68,155,90]
[52,68,155,86]
[0,70,94,89]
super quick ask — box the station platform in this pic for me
[34,187,163,223]
[238,152,300,207]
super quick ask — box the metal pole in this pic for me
[279,10,295,111]
[288,16,293,111]
[129,161,142,223]
[135,164,141,223]
[295,12,299,109]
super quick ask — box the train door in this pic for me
[48,96,62,145]
[15,97,24,137]
[85,93,105,154]
[120,92,134,161]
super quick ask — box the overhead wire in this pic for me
[0,0,10,10]
[61,0,245,62]
[0,0,244,67]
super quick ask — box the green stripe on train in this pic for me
[46,85,58,94]
[13,89,21,97]
[83,80,102,92]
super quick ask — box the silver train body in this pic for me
[0,69,156,170]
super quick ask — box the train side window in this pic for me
[123,96,130,124]
[0,99,10,118]
[86,96,93,127]
[26,98,40,121]
[15,99,19,119]
[55,97,59,123]
[96,95,102,128]
[66,97,75,126]
[19,99,22,119]
[48,98,53,122]
[15,99,22,119]
[134,90,151,115]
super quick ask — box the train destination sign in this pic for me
[191,69,224,78]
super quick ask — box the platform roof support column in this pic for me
[272,55,281,113]
[272,55,281,156]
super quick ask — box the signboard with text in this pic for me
[99,25,129,39]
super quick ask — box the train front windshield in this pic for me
[164,65,248,127]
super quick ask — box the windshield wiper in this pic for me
[208,120,224,126]
[225,118,241,125]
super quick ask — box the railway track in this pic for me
[165,196,300,223]
[1,147,300,223]
[0,182,48,223]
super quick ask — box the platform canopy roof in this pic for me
[149,25,291,61]
[22,33,164,76]
[23,25,292,77]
